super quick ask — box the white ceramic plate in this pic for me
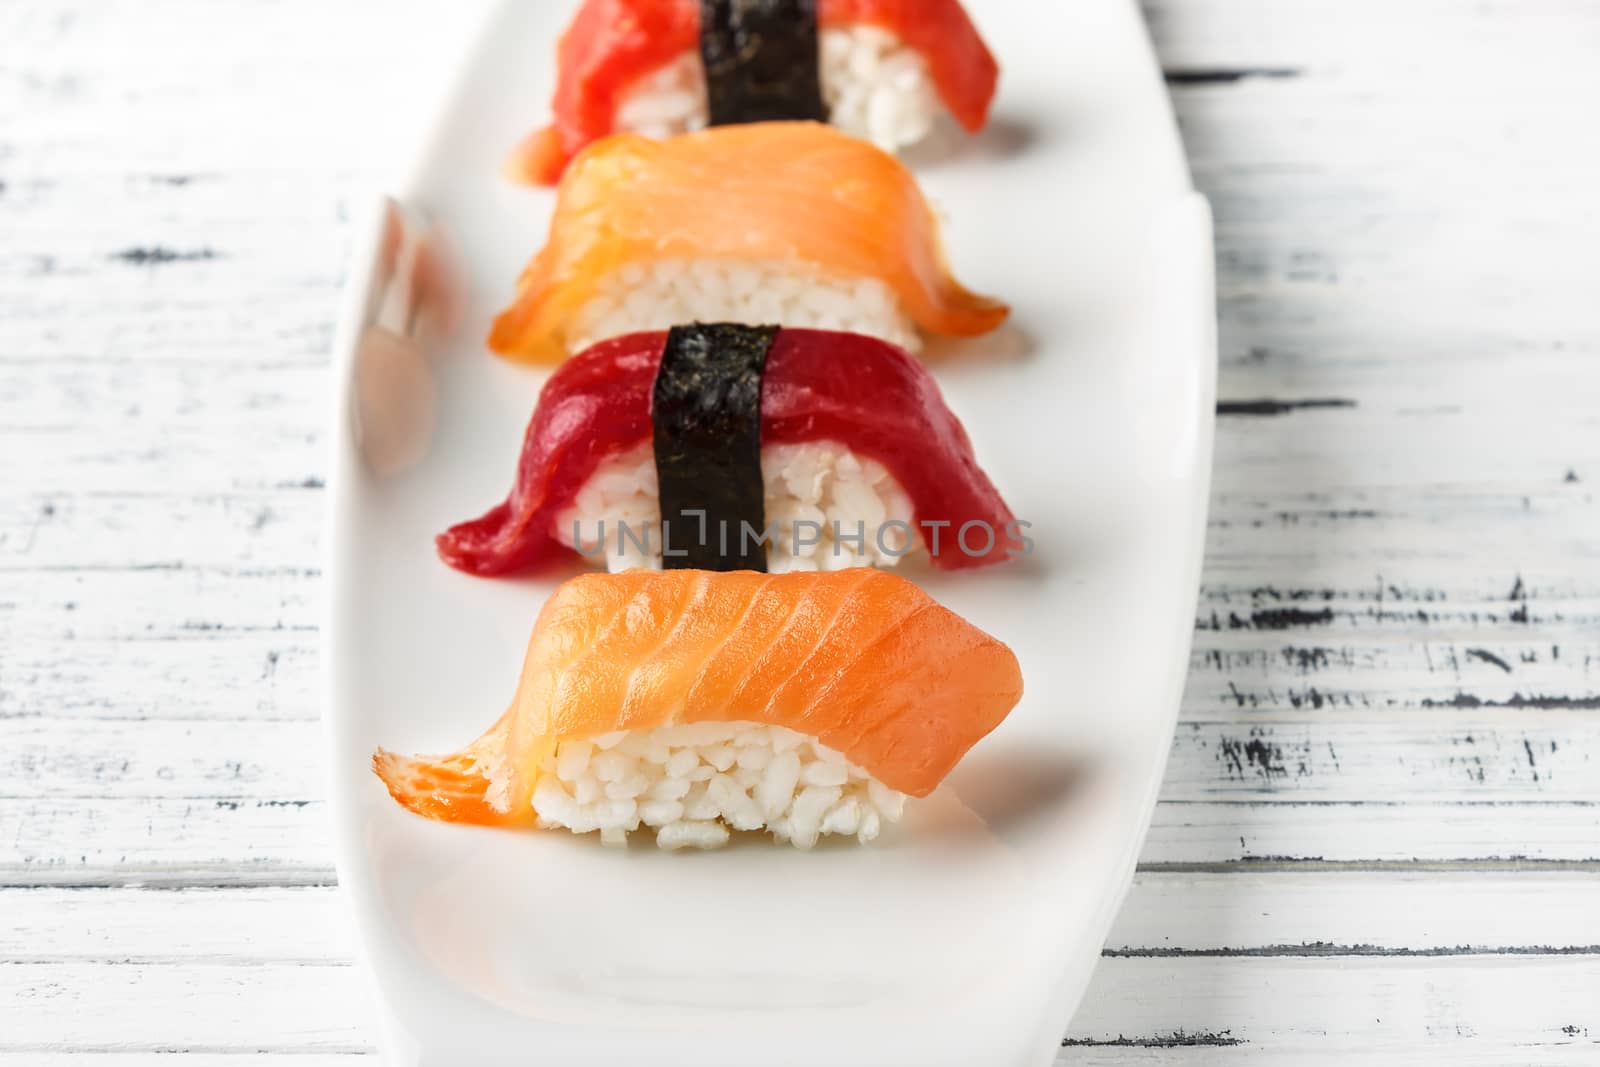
[326,1,1214,1063]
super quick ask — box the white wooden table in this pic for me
[3,0,1598,1061]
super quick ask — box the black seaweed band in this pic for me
[699,0,827,126]
[653,323,777,572]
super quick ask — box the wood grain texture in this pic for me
[8,874,1597,963]
[3,957,1595,1061]
[2,0,1599,1060]
[0,884,1596,1060]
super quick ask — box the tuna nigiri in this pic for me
[488,121,1009,362]
[374,568,1024,849]
[440,324,1025,576]
[510,0,1000,185]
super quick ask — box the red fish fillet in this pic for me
[439,327,1019,576]
[511,0,1000,184]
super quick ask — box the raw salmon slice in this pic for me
[488,121,1010,363]
[374,569,1023,846]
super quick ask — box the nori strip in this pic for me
[653,323,777,571]
[699,0,827,126]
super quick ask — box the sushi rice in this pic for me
[556,440,920,572]
[567,258,921,355]
[531,721,910,850]
[615,25,943,155]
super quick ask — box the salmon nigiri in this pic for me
[488,121,1009,363]
[510,0,1001,185]
[374,569,1023,849]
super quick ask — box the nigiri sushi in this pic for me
[488,122,1009,362]
[373,568,1024,849]
[510,0,1000,185]
[439,324,1026,576]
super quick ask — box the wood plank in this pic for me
[0,1059,368,1067]
[8,714,1600,805]
[1107,872,1600,955]
[4,878,1595,1060]
[0,568,320,642]
[1070,956,1600,1054]
[6,560,1596,656]
[0,1,463,176]
[0,634,319,723]
[3,954,1596,1058]
[0,961,372,1054]
[4,568,1595,715]
[1145,0,1600,79]
[7,873,1597,965]
[6,796,1599,886]
[0,490,323,570]
[0,887,351,964]
[0,799,335,885]
[1064,1049,1600,1066]
[1144,802,1600,866]
[5,1046,1599,1067]
[5,715,1599,881]
[2,479,1594,578]
[1163,717,1600,799]
[0,364,331,493]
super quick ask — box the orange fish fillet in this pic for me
[374,569,1023,828]
[488,121,1010,362]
